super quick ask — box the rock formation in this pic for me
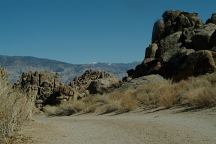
[14,71,75,108]
[15,70,121,108]
[69,70,121,95]
[127,10,216,81]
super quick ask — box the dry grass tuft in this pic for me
[95,104,119,115]
[43,105,77,116]
[0,73,35,143]
[183,86,216,107]
[178,73,216,107]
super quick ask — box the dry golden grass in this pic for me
[107,90,138,112]
[158,82,181,107]
[43,105,77,116]
[0,74,35,144]
[44,72,216,116]
[184,87,216,107]
[44,95,109,116]
[95,104,119,115]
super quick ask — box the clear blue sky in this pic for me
[0,0,215,64]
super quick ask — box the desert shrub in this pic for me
[0,72,35,143]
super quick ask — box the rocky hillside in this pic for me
[127,10,216,81]
[0,55,139,83]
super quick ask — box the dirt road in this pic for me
[20,108,216,144]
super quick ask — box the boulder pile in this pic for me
[127,10,216,81]
[69,70,121,95]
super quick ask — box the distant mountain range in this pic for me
[0,55,140,83]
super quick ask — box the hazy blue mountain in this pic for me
[0,55,139,83]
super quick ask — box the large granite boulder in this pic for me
[161,50,216,81]
[121,74,165,90]
[87,77,120,94]
[158,31,182,62]
[191,23,216,50]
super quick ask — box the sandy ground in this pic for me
[19,108,216,144]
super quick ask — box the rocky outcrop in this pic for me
[70,70,121,95]
[15,71,75,108]
[127,10,216,81]
[161,50,216,81]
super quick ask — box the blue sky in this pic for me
[0,0,215,64]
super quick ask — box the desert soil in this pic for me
[19,108,216,144]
